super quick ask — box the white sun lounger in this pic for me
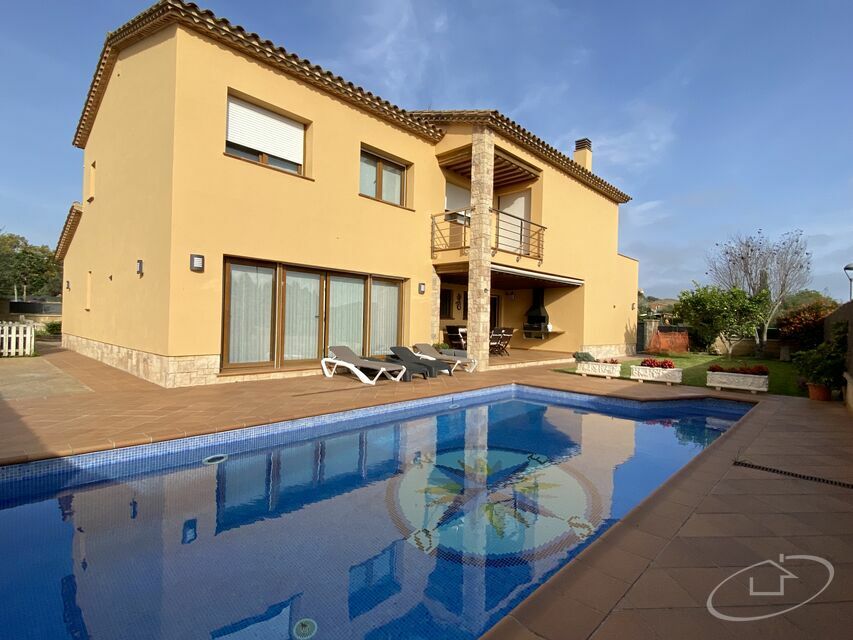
[412,343,478,373]
[321,345,406,385]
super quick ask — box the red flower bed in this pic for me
[707,364,769,376]
[639,358,675,369]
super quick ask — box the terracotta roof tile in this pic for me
[74,2,629,205]
[409,110,631,203]
[73,0,444,148]
[55,202,83,262]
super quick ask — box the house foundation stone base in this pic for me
[62,334,323,388]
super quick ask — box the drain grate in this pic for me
[202,454,229,466]
[733,459,853,490]
[293,618,317,639]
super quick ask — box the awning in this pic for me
[436,262,584,289]
[491,264,584,287]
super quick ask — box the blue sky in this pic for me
[1,0,851,299]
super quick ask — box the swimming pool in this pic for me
[0,385,750,639]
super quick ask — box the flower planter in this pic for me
[576,361,622,379]
[806,383,832,401]
[629,365,683,385]
[706,371,769,394]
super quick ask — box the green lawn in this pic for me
[561,353,804,397]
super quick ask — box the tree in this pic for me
[674,284,767,357]
[706,230,811,355]
[0,232,62,300]
[780,289,837,313]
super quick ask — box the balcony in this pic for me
[431,208,545,264]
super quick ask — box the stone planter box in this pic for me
[630,365,683,385]
[576,361,622,379]
[707,371,769,394]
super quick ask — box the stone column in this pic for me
[430,268,441,344]
[467,126,494,370]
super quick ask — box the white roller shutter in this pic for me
[226,97,304,165]
[445,183,471,211]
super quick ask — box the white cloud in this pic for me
[592,102,677,173]
[623,199,671,227]
[323,0,447,108]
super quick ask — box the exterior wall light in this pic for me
[418,282,426,295]
[136,259,144,277]
[190,254,205,272]
[844,262,853,301]
[66,281,71,291]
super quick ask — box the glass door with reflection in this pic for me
[283,270,322,361]
[327,275,365,355]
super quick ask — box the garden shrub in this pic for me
[45,321,62,335]
[573,351,596,362]
[792,321,848,388]
[777,300,838,350]
[708,363,769,375]
[639,358,675,369]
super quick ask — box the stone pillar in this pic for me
[430,268,441,344]
[467,126,494,370]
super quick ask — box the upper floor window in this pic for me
[226,96,304,175]
[360,150,405,206]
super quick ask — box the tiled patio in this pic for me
[2,344,852,639]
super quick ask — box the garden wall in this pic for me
[825,301,853,411]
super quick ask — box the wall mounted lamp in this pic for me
[136,259,144,277]
[418,282,426,295]
[190,254,205,272]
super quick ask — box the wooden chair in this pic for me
[445,325,467,351]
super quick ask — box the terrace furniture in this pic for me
[489,327,514,356]
[321,346,406,385]
[445,325,467,351]
[413,343,478,373]
[390,347,453,377]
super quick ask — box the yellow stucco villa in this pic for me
[56,0,639,388]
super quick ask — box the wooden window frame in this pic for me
[221,257,278,370]
[368,277,404,357]
[360,149,406,206]
[221,258,404,372]
[225,141,303,176]
[278,265,326,367]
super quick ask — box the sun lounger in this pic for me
[413,343,478,373]
[390,346,453,377]
[321,346,406,385]
[366,356,428,381]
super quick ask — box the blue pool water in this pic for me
[0,385,750,640]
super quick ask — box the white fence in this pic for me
[0,322,35,357]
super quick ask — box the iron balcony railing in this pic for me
[431,208,545,264]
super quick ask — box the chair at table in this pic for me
[489,327,514,356]
[445,325,467,351]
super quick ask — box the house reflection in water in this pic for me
[62,400,640,639]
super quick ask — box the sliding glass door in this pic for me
[224,261,275,366]
[370,279,400,355]
[327,275,365,354]
[284,270,322,360]
[223,259,402,369]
